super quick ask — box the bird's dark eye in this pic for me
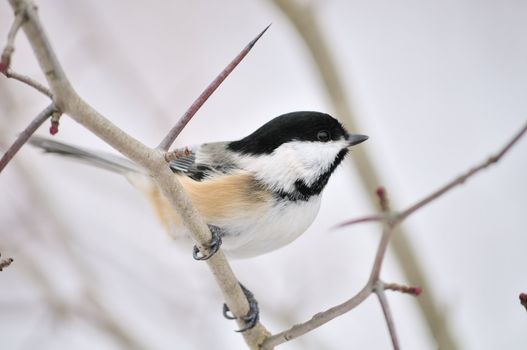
[317,130,330,142]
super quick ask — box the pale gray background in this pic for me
[0,0,526,349]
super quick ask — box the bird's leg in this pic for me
[223,283,259,332]
[193,225,223,260]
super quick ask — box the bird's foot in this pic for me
[223,283,259,332]
[193,225,223,260]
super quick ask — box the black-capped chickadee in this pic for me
[30,111,368,259]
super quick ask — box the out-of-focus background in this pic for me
[1,0,526,349]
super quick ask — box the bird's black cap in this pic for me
[228,111,350,155]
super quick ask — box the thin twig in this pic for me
[338,121,527,228]
[375,281,400,350]
[261,285,372,350]
[0,103,57,173]
[4,68,53,98]
[157,24,271,151]
[332,213,391,228]
[371,189,401,350]
[0,11,24,72]
[397,122,527,221]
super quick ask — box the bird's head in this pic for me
[228,111,368,198]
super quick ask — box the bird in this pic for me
[30,110,368,331]
[30,111,368,259]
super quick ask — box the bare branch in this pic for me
[6,1,270,348]
[397,121,527,221]
[338,121,527,228]
[3,68,53,97]
[375,281,400,350]
[261,285,372,350]
[0,103,57,173]
[157,24,271,151]
[332,213,391,229]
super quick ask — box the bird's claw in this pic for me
[193,225,223,260]
[223,283,259,332]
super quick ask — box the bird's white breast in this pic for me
[219,195,322,258]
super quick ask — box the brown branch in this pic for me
[6,1,270,348]
[333,213,390,228]
[157,24,270,151]
[338,121,527,228]
[0,253,14,271]
[0,103,57,173]
[371,190,401,350]
[397,122,527,221]
[375,281,400,350]
[3,68,53,98]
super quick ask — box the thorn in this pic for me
[248,23,272,49]
[157,24,271,151]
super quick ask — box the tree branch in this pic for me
[158,24,270,151]
[0,103,57,173]
[3,68,53,97]
[6,1,270,348]
[397,122,527,221]
[375,281,400,350]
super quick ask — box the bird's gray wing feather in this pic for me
[169,142,237,181]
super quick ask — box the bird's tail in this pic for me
[29,136,142,174]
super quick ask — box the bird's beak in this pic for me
[347,134,369,147]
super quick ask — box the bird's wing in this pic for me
[169,142,237,181]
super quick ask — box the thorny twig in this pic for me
[262,122,527,349]
[0,103,58,173]
[158,24,271,152]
